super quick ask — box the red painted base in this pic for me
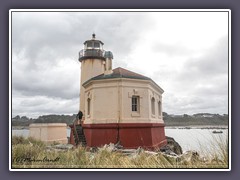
[70,123,167,150]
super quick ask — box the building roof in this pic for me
[83,67,163,92]
[83,67,150,85]
[111,67,151,80]
[83,34,104,45]
[83,39,104,45]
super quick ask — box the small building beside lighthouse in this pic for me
[70,34,167,150]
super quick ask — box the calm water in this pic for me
[12,127,228,153]
[165,128,228,153]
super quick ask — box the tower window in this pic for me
[94,42,100,48]
[87,98,91,116]
[132,96,139,112]
[86,42,92,48]
[151,97,155,115]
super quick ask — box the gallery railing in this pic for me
[79,49,105,61]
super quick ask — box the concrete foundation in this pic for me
[29,123,68,144]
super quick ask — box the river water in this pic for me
[12,127,228,153]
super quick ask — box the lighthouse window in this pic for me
[86,42,92,48]
[132,96,139,112]
[151,97,155,115]
[94,42,100,48]
[87,98,91,115]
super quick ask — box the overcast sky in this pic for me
[11,10,229,118]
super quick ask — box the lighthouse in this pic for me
[78,33,113,117]
[70,34,167,150]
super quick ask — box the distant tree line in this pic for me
[163,112,228,126]
[12,112,228,127]
[12,114,77,126]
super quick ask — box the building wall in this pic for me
[83,78,164,124]
[148,85,163,122]
[84,82,119,124]
[120,80,163,124]
[80,59,105,114]
[84,80,113,124]
[29,123,68,144]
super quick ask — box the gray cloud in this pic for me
[152,42,196,57]
[173,36,228,88]
[12,12,155,117]
[11,12,229,117]
[13,95,79,118]
[159,36,228,114]
[12,12,154,63]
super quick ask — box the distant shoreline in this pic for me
[165,125,228,129]
[11,125,228,130]
[12,126,29,130]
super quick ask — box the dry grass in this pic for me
[11,136,229,169]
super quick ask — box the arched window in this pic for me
[108,59,112,70]
[87,98,91,116]
[132,96,139,112]
[158,101,161,117]
[151,97,155,115]
[104,62,107,71]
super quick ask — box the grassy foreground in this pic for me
[11,136,228,169]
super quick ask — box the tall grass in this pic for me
[11,136,228,169]
[195,132,228,166]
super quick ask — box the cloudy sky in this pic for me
[11,10,229,118]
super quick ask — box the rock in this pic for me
[161,150,200,164]
[177,150,200,163]
[98,141,123,152]
[46,144,74,151]
[102,143,116,152]
[114,141,123,149]
[89,147,98,153]
[144,150,158,156]
[54,144,74,150]
[120,149,138,154]
[160,136,183,155]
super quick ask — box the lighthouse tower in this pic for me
[78,34,113,117]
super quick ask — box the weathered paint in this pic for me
[29,123,68,144]
[81,123,167,150]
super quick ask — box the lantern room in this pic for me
[79,33,105,61]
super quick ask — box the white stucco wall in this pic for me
[83,78,164,124]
